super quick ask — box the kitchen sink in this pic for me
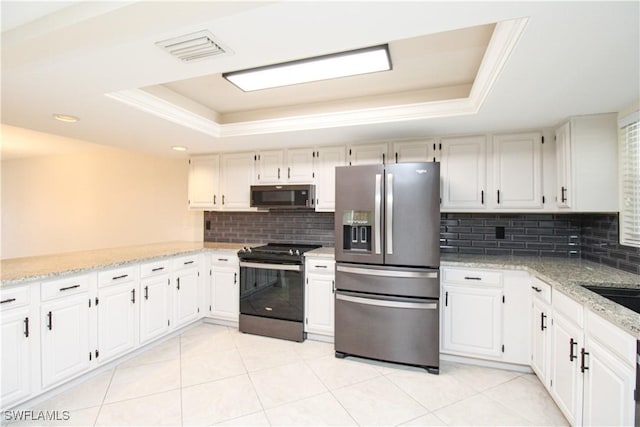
[582,285,640,315]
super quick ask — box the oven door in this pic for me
[239,261,304,322]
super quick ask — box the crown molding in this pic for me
[105,18,528,139]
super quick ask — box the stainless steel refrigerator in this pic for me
[334,162,441,373]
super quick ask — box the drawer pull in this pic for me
[218,258,228,262]
[0,298,16,304]
[464,276,482,280]
[59,284,80,292]
[184,261,194,265]
[151,267,165,272]
[314,265,328,269]
[113,274,128,280]
[531,286,542,293]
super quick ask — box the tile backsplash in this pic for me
[203,211,639,273]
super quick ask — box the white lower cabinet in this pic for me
[139,261,172,344]
[40,275,92,390]
[0,285,34,408]
[530,277,552,387]
[209,253,239,322]
[173,256,201,328]
[97,280,139,363]
[304,257,335,337]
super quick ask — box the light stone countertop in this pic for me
[305,247,335,258]
[0,241,253,287]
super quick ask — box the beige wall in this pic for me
[1,126,203,259]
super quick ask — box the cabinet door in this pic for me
[188,155,220,210]
[256,150,284,183]
[97,282,138,363]
[220,152,255,210]
[492,132,543,209]
[549,313,583,426]
[41,294,90,389]
[305,273,335,336]
[555,122,572,208]
[211,267,239,321]
[348,143,388,165]
[174,268,200,327]
[531,298,550,386]
[1,308,31,407]
[391,139,434,163]
[140,274,171,344]
[441,136,486,209]
[441,283,502,359]
[582,337,636,426]
[286,148,315,183]
[315,146,345,211]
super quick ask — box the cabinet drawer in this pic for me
[586,309,635,366]
[553,290,583,327]
[173,255,199,270]
[531,277,552,304]
[0,285,31,311]
[140,259,171,278]
[98,266,136,288]
[306,259,335,274]
[442,268,502,286]
[41,275,90,301]
[210,253,238,267]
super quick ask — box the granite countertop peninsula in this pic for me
[0,241,252,287]
[305,247,335,258]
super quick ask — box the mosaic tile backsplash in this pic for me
[203,211,639,273]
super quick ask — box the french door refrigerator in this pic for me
[334,162,441,373]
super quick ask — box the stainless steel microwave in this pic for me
[250,184,315,209]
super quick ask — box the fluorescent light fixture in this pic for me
[172,146,188,152]
[53,113,79,123]
[223,44,391,91]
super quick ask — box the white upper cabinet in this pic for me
[554,113,618,211]
[348,142,388,165]
[314,146,346,212]
[492,132,543,209]
[286,148,315,183]
[441,135,487,210]
[255,150,284,183]
[220,152,255,210]
[187,155,220,210]
[391,139,436,163]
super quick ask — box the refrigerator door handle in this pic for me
[375,173,382,254]
[337,265,438,279]
[336,294,437,310]
[386,173,393,255]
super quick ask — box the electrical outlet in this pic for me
[205,220,211,230]
[496,226,505,239]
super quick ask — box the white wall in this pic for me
[1,126,203,259]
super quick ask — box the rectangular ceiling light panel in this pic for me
[223,45,391,91]
[156,30,228,62]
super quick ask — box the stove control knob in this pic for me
[247,247,252,253]
[295,250,300,255]
[288,249,294,255]
[241,247,247,253]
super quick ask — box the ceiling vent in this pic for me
[156,30,229,62]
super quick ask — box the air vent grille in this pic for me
[156,30,228,62]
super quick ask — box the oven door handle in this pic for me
[337,265,438,279]
[336,294,437,310]
[239,262,302,272]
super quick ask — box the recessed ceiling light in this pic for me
[223,44,392,92]
[172,146,188,152]
[53,114,79,123]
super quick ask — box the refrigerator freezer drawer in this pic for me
[335,291,439,371]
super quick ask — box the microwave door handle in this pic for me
[374,174,382,255]
[386,173,393,255]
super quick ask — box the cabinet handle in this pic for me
[218,258,228,262]
[445,291,448,307]
[144,286,149,300]
[234,273,237,284]
[395,152,398,163]
[222,195,225,205]
[531,286,542,293]
[0,298,16,304]
[497,189,501,204]
[214,194,217,205]
[332,280,335,294]
[47,311,53,330]
[152,267,165,272]
[580,348,589,373]
[131,289,136,304]
[314,265,327,269]
[59,284,80,292]
[569,338,578,361]
[561,186,567,203]
[177,277,180,290]
[288,167,290,179]
[278,168,280,179]
[481,190,484,205]
[464,276,482,281]
[541,313,547,331]
[112,274,128,281]
[184,260,194,265]
[24,317,29,338]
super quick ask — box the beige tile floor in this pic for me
[9,323,569,426]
